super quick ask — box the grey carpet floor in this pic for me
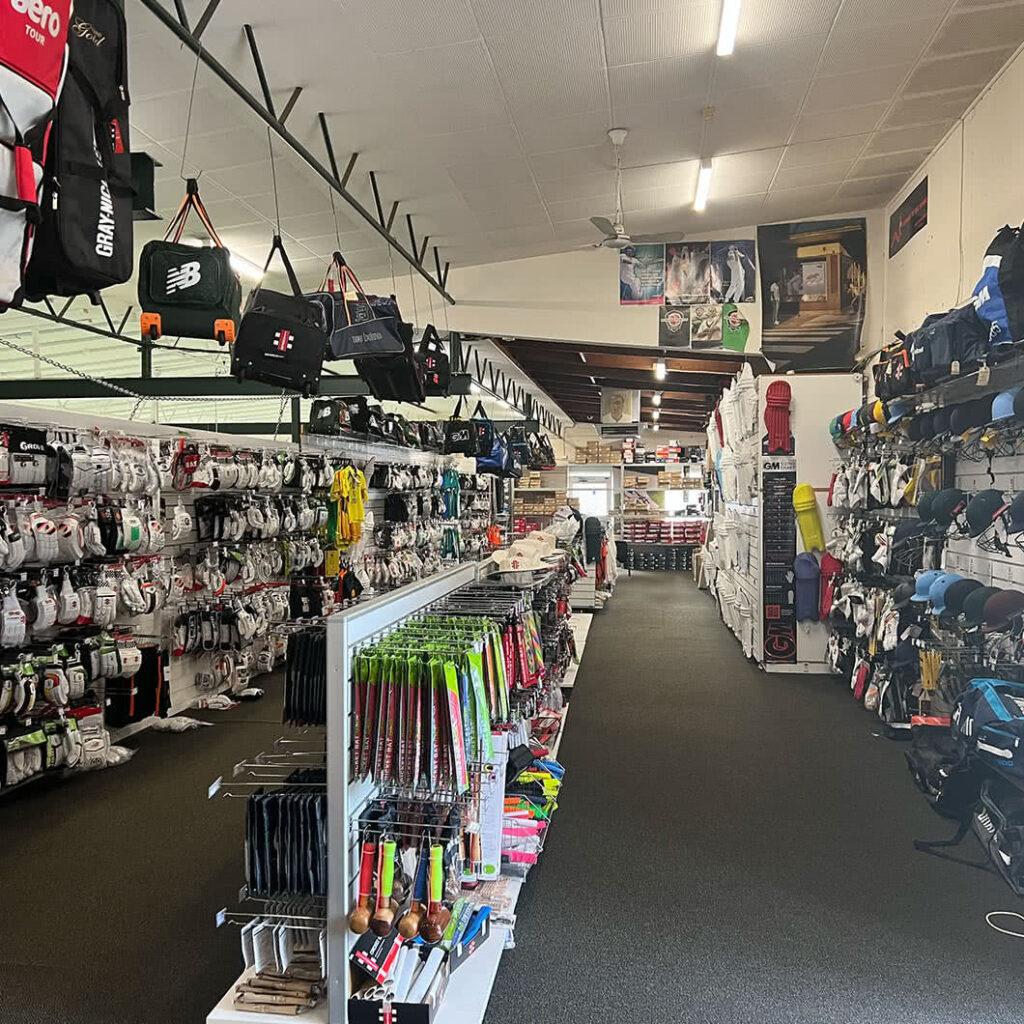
[485,573,1024,1024]
[0,677,293,1024]
[3,579,1024,1024]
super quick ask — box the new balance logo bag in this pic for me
[137,178,241,343]
[25,0,132,299]
[0,0,71,305]
[231,235,328,397]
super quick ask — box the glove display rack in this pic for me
[823,355,1024,897]
[0,399,498,803]
[207,536,587,1024]
[703,369,860,669]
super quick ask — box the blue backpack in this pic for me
[952,678,1024,768]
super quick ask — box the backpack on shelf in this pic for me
[973,223,1024,348]
[136,178,241,344]
[0,0,72,306]
[871,335,913,401]
[231,235,328,398]
[25,0,133,300]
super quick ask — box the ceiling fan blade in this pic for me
[589,216,617,236]
[631,231,687,243]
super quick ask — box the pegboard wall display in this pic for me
[0,405,495,798]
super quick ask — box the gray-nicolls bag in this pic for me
[0,0,72,306]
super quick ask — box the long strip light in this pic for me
[230,253,265,281]
[694,160,713,212]
[716,0,742,56]
[654,359,667,381]
[652,392,662,406]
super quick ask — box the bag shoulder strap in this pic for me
[319,251,346,293]
[450,397,464,420]
[471,401,492,422]
[418,324,441,354]
[262,235,303,297]
[165,178,226,247]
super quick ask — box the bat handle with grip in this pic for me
[371,838,398,936]
[347,840,376,934]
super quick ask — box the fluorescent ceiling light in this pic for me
[694,160,713,212]
[470,383,481,394]
[652,423,659,432]
[654,359,667,381]
[716,0,742,56]
[652,392,662,406]
[652,409,660,421]
[230,252,265,281]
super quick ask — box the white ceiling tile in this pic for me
[712,81,809,127]
[761,184,843,219]
[866,122,951,154]
[461,180,541,212]
[528,145,610,181]
[486,23,608,117]
[194,197,267,231]
[602,0,716,15]
[608,55,713,108]
[906,48,1014,93]
[622,160,699,192]
[623,184,691,214]
[704,116,796,156]
[835,173,908,198]
[883,88,976,127]
[446,157,534,190]
[737,0,843,42]
[802,65,912,114]
[932,4,1024,53]
[485,224,557,248]
[821,19,941,74]
[479,205,552,230]
[690,195,769,231]
[771,159,854,190]
[714,34,828,92]
[130,88,240,144]
[547,196,616,223]
[832,0,953,29]
[618,208,691,236]
[539,173,614,205]
[518,109,613,154]
[337,0,479,54]
[603,5,719,65]
[850,149,931,179]
[554,217,609,241]
[781,134,871,166]
[617,124,704,165]
[791,103,887,143]
[470,0,599,35]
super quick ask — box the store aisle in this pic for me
[0,685,289,1024]
[487,574,1024,1024]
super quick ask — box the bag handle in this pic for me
[450,397,464,421]
[418,324,442,354]
[262,235,303,297]
[165,178,226,247]
[471,401,493,424]
[319,251,346,294]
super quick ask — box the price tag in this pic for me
[977,364,991,386]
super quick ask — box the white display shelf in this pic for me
[434,878,523,1024]
[207,970,329,1024]
[549,705,570,762]
[561,612,593,690]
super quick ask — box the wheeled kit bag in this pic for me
[25,0,132,300]
[231,235,327,398]
[137,178,241,344]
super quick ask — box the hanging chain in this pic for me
[274,389,288,437]
[329,189,343,253]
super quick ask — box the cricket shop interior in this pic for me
[6,3,1024,1024]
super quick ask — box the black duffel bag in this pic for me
[444,398,476,455]
[314,253,406,360]
[308,399,350,436]
[418,325,451,396]
[231,235,328,398]
[355,313,426,404]
[137,178,241,344]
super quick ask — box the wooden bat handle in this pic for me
[347,841,376,934]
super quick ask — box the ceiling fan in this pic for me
[587,128,685,249]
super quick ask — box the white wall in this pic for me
[365,210,888,362]
[883,43,1024,342]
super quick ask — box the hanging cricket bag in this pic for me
[137,178,241,343]
[313,252,405,360]
[231,235,327,397]
[418,324,451,396]
[25,0,133,300]
[0,0,72,307]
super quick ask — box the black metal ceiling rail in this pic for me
[451,334,564,437]
[0,376,372,401]
[137,0,455,305]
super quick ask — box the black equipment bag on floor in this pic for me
[231,235,327,397]
[137,178,241,343]
[905,723,982,820]
[25,0,133,299]
[972,775,1024,896]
